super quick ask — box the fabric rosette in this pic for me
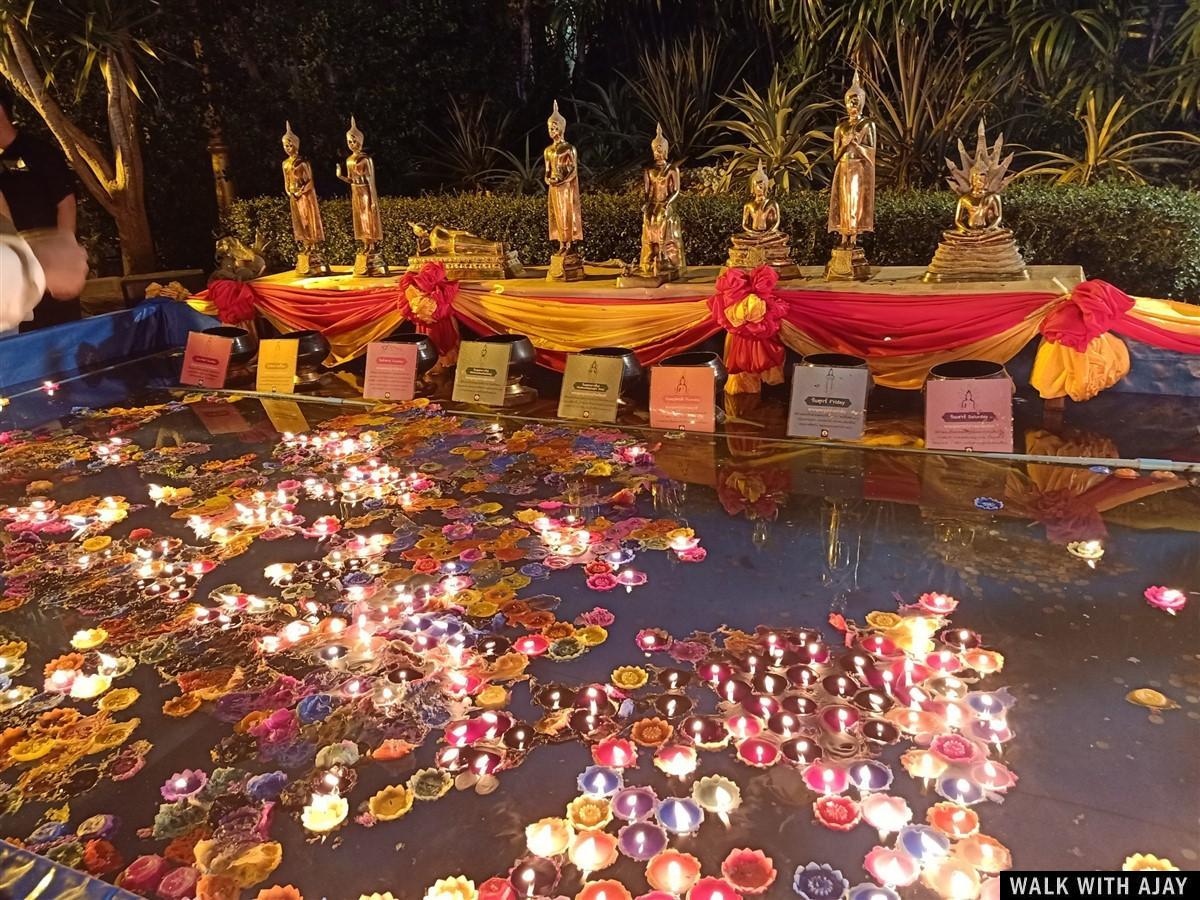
[398,261,460,359]
[1033,279,1134,401]
[207,279,259,326]
[708,265,787,393]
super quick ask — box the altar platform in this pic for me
[191,262,1200,402]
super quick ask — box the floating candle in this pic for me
[656,797,704,835]
[922,859,981,900]
[686,877,743,900]
[526,817,571,857]
[613,786,659,821]
[567,830,619,876]
[618,821,669,860]
[780,737,822,766]
[654,744,698,779]
[720,848,776,895]
[577,880,633,900]
[692,775,741,825]
[863,846,921,887]
[848,884,901,900]
[860,794,912,842]
[724,713,762,741]
[953,835,1012,874]
[898,825,951,862]
[593,737,637,768]
[646,850,702,894]
[577,766,622,798]
[802,763,849,795]
[969,761,1018,792]
[927,802,980,839]
[735,736,781,768]
[847,760,893,793]
[507,856,559,898]
[301,793,348,833]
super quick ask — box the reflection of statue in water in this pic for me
[924,120,1028,282]
[726,162,799,277]
[335,116,388,277]
[825,72,875,281]
[620,124,685,287]
[281,122,330,276]
[544,101,584,281]
[408,223,523,279]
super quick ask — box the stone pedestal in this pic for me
[547,251,585,282]
[354,248,389,278]
[824,246,870,281]
[923,228,1028,283]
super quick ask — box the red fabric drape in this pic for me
[1039,280,1135,351]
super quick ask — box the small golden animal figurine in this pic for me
[619,124,686,288]
[281,121,330,277]
[335,116,388,277]
[544,100,584,281]
[826,71,875,281]
[725,161,799,278]
[923,120,1028,282]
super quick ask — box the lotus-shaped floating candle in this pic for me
[653,744,697,779]
[792,863,849,900]
[926,802,979,839]
[860,794,912,842]
[688,877,743,900]
[160,769,207,801]
[646,850,702,894]
[612,786,658,821]
[424,876,478,900]
[618,822,669,860]
[692,775,741,824]
[568,829,619,875]
[369,785,413,821]
[1143,585,1187,615]
[657,797,704,835]
[525,817,572,858]
[301,793,348,833]
[736,736,781,768]
[577,881,633,900]
[70,628,108,650]
[720,848,776,895]
[577,766,622,797]
[848,884,900,900]
[898,825,951,862]
[863,846,920,887]
[969,761,1017,793]
[814,795,861,832]
[922,859,981,900]
[953,835,1012,874]
[918,592,958,614]
[802,764,849,795]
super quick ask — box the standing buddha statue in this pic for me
[825,72,876,281]
[923,120,1028,282]
[725,161,799,277]
[544,100,584,281]
[620,124,685,287]
[335,116,387,277]
[281,121,330,277]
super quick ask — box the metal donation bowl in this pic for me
[580,346,646,393]
[927,360,1009,381]
[383,332,439,378]
[281,330,331,383]
[202,325,257,367]
[659,350,728,394]
[800,353,868,369]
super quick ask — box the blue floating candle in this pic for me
[655,797,704,835]
[935,774,986,806]
[577,765,622,797]
[849,884,901,900]
[897,824,951,861]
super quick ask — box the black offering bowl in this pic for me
[383,332,439,379]
[478,333,537,405]
[660,350,728,395]
[581,346,646,403]
[281,329,331,385]
[202,325,257,371]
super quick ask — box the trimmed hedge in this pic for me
[225,182,1200,299]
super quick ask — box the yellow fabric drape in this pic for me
[454,286,712,353]
[778,317,1041,389]
[1029,333,1130,402]
[1129,296,1200,332]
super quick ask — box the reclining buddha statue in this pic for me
[408,223,523,280]
[923,120,1028,283]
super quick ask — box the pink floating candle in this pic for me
[735,736,781,768]
[687,878,743,900]
[514,635,550,656]
[593,737,638,769]
[577,881,633,900]
[724,713,762,741]
[969,761,1018,792]
[861,794,912,841]
[568,830,619,876]
[814,795,861,831]
[720,848,776,895]
[863,846,921,887]
[802,763,849,795]
[117,855,170,893]
[925,650,962,673]
[646,850,702,894]
[820,704,861,732]
[1144,585,1187,615]
[918,592,959,614]
[858,634,899,657]
[653,744,697,778]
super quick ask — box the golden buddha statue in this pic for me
[923,120,1028,283]
[281,122,330,277]
[725,162,799,277]
[619,124,685,287]
[544,100,584,281]
[335,116,387,276]
[825,72,876,281]
[408,222,523,279]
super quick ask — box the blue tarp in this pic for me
[0,299,218,390]
[0,842,140,900]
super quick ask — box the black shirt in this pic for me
[0,131,74,231]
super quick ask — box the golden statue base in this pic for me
[295,249,331,278]
[726,242,800,279]
[922,228,1029,283]
[547,251,585,282]
[407,253,522,281]
[824,246,871,281]
[354,249,389,278]
[617,267,679,289]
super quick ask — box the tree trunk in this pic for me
[112,198,157,274]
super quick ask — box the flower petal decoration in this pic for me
[611,665,649,690]
[792,862,849,900]
[630,717,674,747]
[369,785,414,821]
[721,848,777,895]
[566,795,613,831]
[813,795,861,832]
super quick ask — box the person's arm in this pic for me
[56,193,76,235]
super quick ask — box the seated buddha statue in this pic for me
[924,121,1027,283]
[408,222,522,279]
[725,163,799,278]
